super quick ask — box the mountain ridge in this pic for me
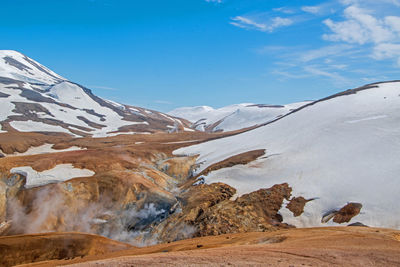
[0,50,192,137]
[168,101,311,132]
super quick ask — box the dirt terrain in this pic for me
[0,232,132,266]
[3,227,399,267]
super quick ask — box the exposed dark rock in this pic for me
[76,116,106,129]
[0,77,25,87]
[150,183,294,243]
[333,202,362,223]
[3,56,32,72]
[286,197,310,217]
[20,89,56,103]
[83,109,106,121]
[321,209,338,223]
[12,102,53,119]
[0,92,10,98]
[246,104,285,108]
[23,55,63,81]
[348,222,368,227]
[197,149,266,177]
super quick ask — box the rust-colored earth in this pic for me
[3,227,399,267]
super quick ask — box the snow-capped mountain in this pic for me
[0,50,191,137]
[168,102,310,132]
[174,81,400,229]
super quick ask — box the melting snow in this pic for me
[11,164,95,188]
[1,144,86,157]
[174,82,400,229]
[10,120,74,134]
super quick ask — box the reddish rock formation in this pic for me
[197,149,266,177]
[333,202,363,223]
[150,183,294,243]
[286,196,314,217]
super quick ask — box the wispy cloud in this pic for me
[301,5,322,14]
[273,7,296,14]
[304,66,348,82]
[230,15,293,33]
[373,43,400,65]
[322,2,400,65]
[271,70,310,79]
[299,44,354,62]
[265,0,400,84]
[89,85,118,91]
[154,100,173,105]
[323,6,395,44]
[300,2,338,16]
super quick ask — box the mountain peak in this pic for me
[0,50,65,85]
[0,52,192,137]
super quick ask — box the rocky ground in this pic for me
[2,130,297,245]
[2,227,399,266]
[0,131,397,266]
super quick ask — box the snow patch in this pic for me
[174,82,400,229]
[1,144,86,157]
[10,120,73,134]
[11,164,95,188]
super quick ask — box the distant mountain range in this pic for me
[168,102,311,132]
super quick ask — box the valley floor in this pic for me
[5,226,400,267]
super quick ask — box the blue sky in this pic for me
[1,0,400,111]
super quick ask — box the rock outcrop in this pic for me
[286,196,315,217]
[333,202,363,223]
[149,183,294,243]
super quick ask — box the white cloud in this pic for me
[271,17,293,29]
[154,100,173,105]
[205,0,222,3]
[341,0,400,7]
[373,43,400,66]
[230,16,293,33]
[304,66,348,82]
[273,7,296,14]
[322,3,400,65]
[323,6,395,44]
[89,85,118,91]
[230,16,268,31]
[390,0,400,6]
[301,5,322,14]
[272,70,309,79]
[300,44,354,62]
[385,16,400,33]
[272,64,350,84]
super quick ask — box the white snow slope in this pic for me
[11,164,94,188]
[168,102,310,132]
[0,50,189,136]
[174,81,400,229]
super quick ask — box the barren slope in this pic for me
[17,227,400,267]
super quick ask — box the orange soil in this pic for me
[18,227,400,267]
[0,232,132,267]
